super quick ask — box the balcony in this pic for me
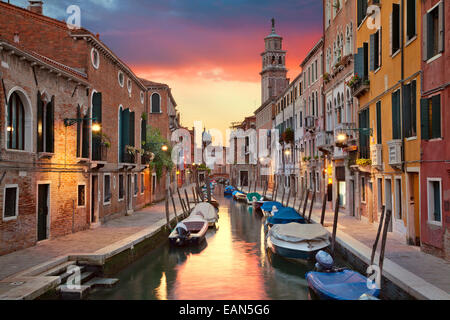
[387,140,402,167]
[316,131,334,153]
[371,144,383,169]
[92,138,108,162]
[305,116,316,130]
[351,79,370,98]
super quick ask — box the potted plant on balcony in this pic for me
[356,158,372,173]
[92,132,111,160]
[323,72,330,84]
[346,74,360,89]
[280,128,295,145]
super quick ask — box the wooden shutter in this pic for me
[76,105,81,158]
[420,98,430,140]
[121,108,130,160]
[393,4,400,54]
[438,1,445,53]
[376,101,382,144]
[130,112,135,147]
[82,112,90,159]
[431,95,441,139]
[141,118,147,147]
[423,13,429,61]
[46,97,55,153]
[37,91,44,153]
[392,91,401,139]
[370,33,375,71]
[92,92,102,124]
[403,84,412,138]
[411,80,417,137]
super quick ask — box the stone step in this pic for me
[37,261,77,277]
[79,271,96,284]
[58,285,91,300]
[84,278,119,289]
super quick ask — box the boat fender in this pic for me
[315,250,334,271]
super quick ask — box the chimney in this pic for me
[27,1,43,15]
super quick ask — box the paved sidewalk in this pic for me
[266,190,450,297]
[0,200,183,282]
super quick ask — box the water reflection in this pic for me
[89,193,313,300]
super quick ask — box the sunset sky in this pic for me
[12,0,323,135]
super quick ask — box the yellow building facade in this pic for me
[353,0,422,244]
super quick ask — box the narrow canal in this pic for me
[89,191,345,300]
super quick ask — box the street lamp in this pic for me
[161,145,169,152]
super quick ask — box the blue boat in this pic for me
[306,269,380,300]
[267,208,305,225]
[260,201,284,216]
[224,186,236,196]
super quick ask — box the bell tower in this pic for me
[260,18,288,104]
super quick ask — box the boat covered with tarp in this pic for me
[224,186,236,196]
[267,208,305,226]
[261,201,284,216]
[188,203,219,227]
[246,192,262,205]
[268,223,330,260]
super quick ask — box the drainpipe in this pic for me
[400,0,406,174]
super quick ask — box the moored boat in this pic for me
[260,201,284,217]
[305,251,380,300]
[188,203,219,227]
[246,192,262,205]
[224,186,236,196]
[169,219,209,247]
[267,223,330,261]
[266,207,305,226]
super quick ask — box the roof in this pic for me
[0,1,147,91]
[300,37,324,68]
[0,39,89,86]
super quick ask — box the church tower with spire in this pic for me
[260,18,288,104]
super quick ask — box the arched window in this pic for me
[7,92,25,150]
[37,92,54,153]
[151,93,161,113]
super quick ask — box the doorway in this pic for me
[127,174,133,211]
[240,171,249,187]
[385,178,393,232]
[408,172,421,246]
[91,176,98,223]
[37,184,50,242]
[349,179,355,217]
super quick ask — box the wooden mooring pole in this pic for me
[378,209,392,276]
[184,189,191,212]
[192,187,198,204]
[286,188,291,208]
[307,190,316,223]
[331,196,340,258]
[320,191,328,226]
[169,187,179,223]
[371,206,386,266]
[302,189,310,218]
[165,197,170,229]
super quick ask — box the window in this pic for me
[392,90,402,139]
[406,0,416,42]
[152,174,156,195]
[77,185,86,207]
[151,93,161,113]
[357,0,368,27]
[7,92,25,150]
[92,92,103,161]
[391,3,401,55]
[127,79,132,95]
[370,29,381,71]
[421,95,441,140]
[3,185,18,220]
[134,174,138,196]
[427,179,442,225]
[91,48,100,69]
[141,173,145,194]
[359,108,370,159]
[119,108,136,163]
[423,1,444,61]
[376,101,382,144]
[119,174,124,200]
[104,174,111,204]
[118,71,124,87]
[37,93,55,153]
[140,91,145,104]
[76,105,90,159]
[394,178,402,220]
[403,80,417,138]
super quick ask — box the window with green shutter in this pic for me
[376,101,382,144]
[406,0,416,41]
[37,93,54,153]
[392,90,401,139]
[420,95,441,140]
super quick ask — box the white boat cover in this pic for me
[188,203,218,223]
[270,223,329,243]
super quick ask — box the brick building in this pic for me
[0,1,180,255]
[420,0,449,260]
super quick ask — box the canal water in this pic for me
[89,192,345,300]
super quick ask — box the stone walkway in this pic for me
[266,190,450,297]
[0,200,184,282]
